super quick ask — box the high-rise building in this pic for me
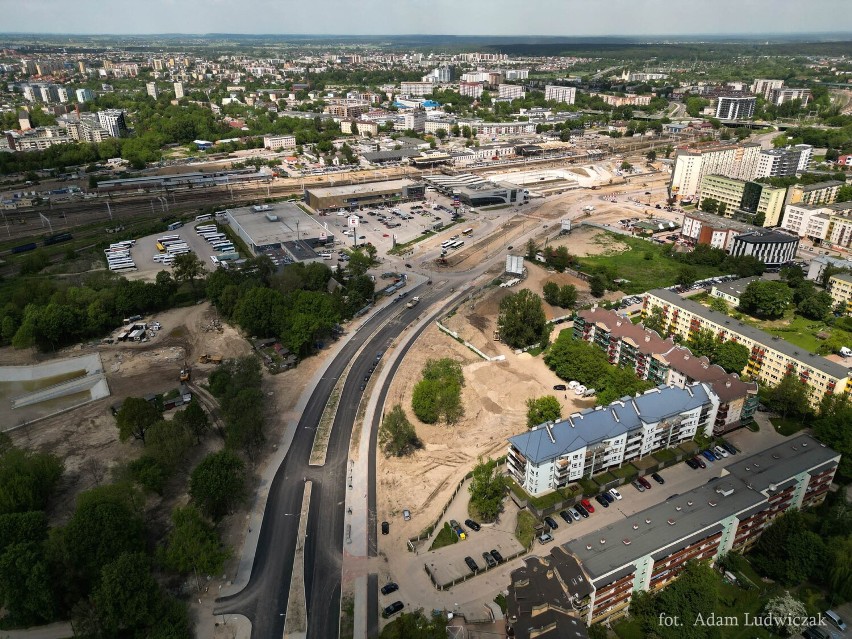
[697,174,787,226]
[544,85,576,104]
[173,82,185,99]
[146,81,159,99]
[750,78,784,100]
[76,88,95,103]
[56,87,70,103]
[497,84,524,100]
[755,147,808,179]
[97,109,127,137]
[768,87,811,106]
[458,82,484,98]
[402,108,427,132]
[504,69,529,80]
[715,95,756,120]
[669,143,761,200]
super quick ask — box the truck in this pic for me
[406,296,420,309]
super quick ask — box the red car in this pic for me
[638,476,652,490]
[580,498,595,514]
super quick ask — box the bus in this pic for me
[155,242,166,252]
[157,235,181,242]
[210,240,232,248]
[462,228,473,236]
[451,240,464,249]
[440,240,454,249]
[196,225,216,233]
[110,241,134,249]
[195,214,212,222]
[215,244,235,252]
[109,263,137,271]
[167,244,189,252]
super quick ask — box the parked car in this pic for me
[553,384,567,391]
[403,509,411,521]
[381,521,389,535]
[538,533,554,544]
[567,508,581,521]
[490,549,504,563]
[686,458,699,469]
[482,551,497,568]
[382,601,404,618]
[544,516,559,530]
[381,582,399,595]
[651,472,665,485]
[464,556,479,572]
[559,510,573,524]
[638,476,652,490]
[701,450,717,462]
[575,503,590,518]
[595,494,610,508]
[601,491,614,504]
[720,442,739,455]
[693,456,707,469]
[632,480,646,492]
[803,626,830,639]
[609,488,623,501]
[580,499,595,514]
[713,445,729,459]
[464,519,481,532]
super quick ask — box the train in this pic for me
[43,232,73,246]
[11,242,37,254]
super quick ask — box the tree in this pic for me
[596,367,654,406]
[836,184,852,203]
[189,450,247,521]
[497,289,548,349]
[544,330,612,390]
[620,160,632,171]
[709,296,729,314]
[589,274,606,298]
[699,197,719,214]
[797,291,833,320]
[676,265,698,287]
[160,505,230,585]
[558,285,577,308]
[380,611,448,639]
[411,359,465,425]
[542,281,560,306]
[0,447,63,515]
[172,252,205,296]
[379,405,421,457]
[434,128,447,140]
[115,397,161,444]
[645,149,657,162]
[92,552,162,636]
[686,328,719,360]
[738,280,793,319]
[643,306,668,336]
[664,144,674,159]
[713,341,750,374]
[234,287,286,337]
[145,420,192,470]
[526,396,562,428]
[651,562,719,639]
[763,592,808,637]
[766,373,811,420]
[175,400,210,444]
[813,393,852,479]
[752,510,827,584]
[468,458,506,522]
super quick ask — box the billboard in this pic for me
[347,215,360,228]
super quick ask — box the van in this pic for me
[825,610,846,631]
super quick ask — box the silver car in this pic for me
[567,508,581,521]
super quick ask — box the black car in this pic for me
[464,519,481,532]
[559,510,573,524]
[507,245,514,250]
[542,516,557,530]
[575,504,590,518]
[685,458,699,469]
[482,551,497,568]
[490,549,504,563]
[693,456,707,469]
[595,494,610,508]
[553,384,567,391]
[382,601,404,619]
[381,521,389,535]
[721,441,739,455]
[651,472,665,485]
[405,263,412,268]
[601,491,614,504]
[381,582,399,595]
[464,556,479,572]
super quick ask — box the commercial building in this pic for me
[786,180,844,208]
[642,288,851,407]
[498,84,525,100]
[423,173,527,206]
[224,202,333,261]
[262,134,296,151]
[669,143,761,200]
[544,85,576,104]
[573,308,758,433]
[589,93,652,107]
[715,95,756,120]
[728,229,799,266]
[828,273,852,316]
[304,179,425,211]
[564,434,838,624]
[508,384,719,495]
[780,201,852,247]
[697,174,786,227]
[680,210,760,251]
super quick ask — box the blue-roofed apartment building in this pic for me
[508,384,719,496]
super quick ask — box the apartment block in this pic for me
[785,180,843,207]
[755,146,812,178]
[697,174,786,227]
[173,82,185,99]
[75,88,95,103]
[565,435,838,624]
[96,109,127,138]
[459,82,484,98]
[400,81,434,97]
[781,202,852,247]
[769,87,811,106]
[498,84,525,100]
[750,79,784,100]
[669,143,761,200]
[146,82,159,99]
[544,85,577,104]
[573,307,758,433]
[715,95,756,120]
[262,134,296,150]
[508,384,719,496]
[828,273,852,316]
[642,289,851,407]
[401,108,427,132]
[589,92,652,107]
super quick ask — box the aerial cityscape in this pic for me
[1,4,851,639]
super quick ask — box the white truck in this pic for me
[406,296,420,309]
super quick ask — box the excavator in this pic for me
[179,362,191,383]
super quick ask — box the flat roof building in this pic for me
[728,229,800,267]
[828,272,852,316]
[224,202,333,261]
[304,179,425,211]
[423,173,527,207]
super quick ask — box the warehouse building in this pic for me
[304,179,425,211]
[224,202,333,262]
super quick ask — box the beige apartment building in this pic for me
[828,273,852,316]
[697,174,786,226]
[643,289,850,407]
[669,143,761,200]
[781,202,852,247]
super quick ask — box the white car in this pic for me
[713,445,729,458]
[609,488,623,501]
[575,385,587,396]
[568,380,579,389]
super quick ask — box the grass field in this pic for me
[770,416,808,436]
[429,522,459,551]
[515,511,537,549]
[578,233,725,294]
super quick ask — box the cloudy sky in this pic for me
[4,0,851,36]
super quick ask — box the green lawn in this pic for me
[508,478,579,510]
[736,311,852,356]
[429,522,459,551]
[770,416,808,436]
[515,510,537,548]
[612,618,645,639]
[578,232,725,294]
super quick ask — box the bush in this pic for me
[515,510,537,548]
[126,456,168,494]
[379,405,421,456]
[411,358,465,424]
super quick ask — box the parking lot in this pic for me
[125,221,225,280]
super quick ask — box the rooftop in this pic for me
[711,274,779,298]
[564,434,838,582]
[683,210,760,234]
[646,288,851,379]
[799,180,845,192]
[733,229,799,245]
[830,272,852,285]
[304,178,418,198]
[509,384,712,466]
[226,202,331,247]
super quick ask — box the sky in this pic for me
[3,0,851,36]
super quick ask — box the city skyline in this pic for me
[5,0,852,37]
